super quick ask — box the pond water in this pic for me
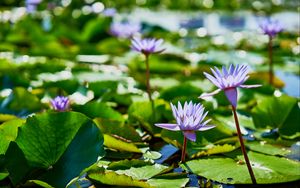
[0,3,299,188]
[276,70,300,98]
[126,9,299,33]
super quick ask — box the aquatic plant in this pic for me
[131,37,165,116]
[110,22,141,39]
[259,18,283,84]
[50,96,70,111]
[155,101,215,162]
[200,64,261,184]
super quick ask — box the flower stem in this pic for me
[231,105,257,184]
[268,35,273,85]
[181,136,187,163]
[145,54,155,119]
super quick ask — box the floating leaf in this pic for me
[182,151,300,184]
[0,119,24,155]
[0,114,18,122]
[7,87,42,112]
[88,168,151,188]
[251,95,299,138]
[72,101,124,121]
[0,172,9,181]
[115,163,169,180]
[143,150,162,160]
[128,100,168,135]
[246,141,291,156]
[148,176,189,188]
[5,112,104,187]
[159,83,202,102]
[95,118,141,142]
[104,134,142,153]
[25,180,55,188]
[191,144,236,158]
[107,159,152,170]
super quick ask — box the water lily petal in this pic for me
[240,84,262,88]
[224,87,238,107]
[197,125,215,131]
[199,89,221,99]
[155,123,180,131]
[183,131,196,142]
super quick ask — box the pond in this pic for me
[0,1,299,188]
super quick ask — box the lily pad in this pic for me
[251,95,300,138]
[182,151,300,184]
[0,119,24,155]
[5,112,104,187]
[246,141,291,156]
[94,118,141,142]
[87,167,151,188]
[104,134,142,153]
[72,101,124,121]
[88,160,171,187]
[0,172,9,181]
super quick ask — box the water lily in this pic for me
[199,64,261,107]
[102,8,116,17]
[51,96,69,111]
[155,101,215,162]
[200,64,259,184]
[259,18,283,38]
[259,18,283,84]
[131,37,165,117]
[110,22,140,39]
[25,0,42,13]
[131,37,165,56]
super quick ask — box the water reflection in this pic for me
[128,9,299,34]
[155,144,178,164]
[276,70,300,98]
[287,142,300,161]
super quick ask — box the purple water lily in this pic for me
[259,18,283,85]
[199,64,261,107]
[259,18,283,38]
[51,96,69,111]
[155,101,214,162]
[200,64,259,184]
[25,0,42,13]
[131,37,165,118]
[156,101,214,142]
[102,8,116,17]
[131,37,165,56]
[110,22,140,39]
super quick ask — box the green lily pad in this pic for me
[159,83,203,102]
[25,180,55,188]
[182,151,300,184]
[72,101,124,121]
[88,81,118,97]
[115,163,169,180]
[191,144,236,158]
[7,87,42,112]
[104,134,142,153]
[147,174,189,188]
[0,114,19,122]
[5,112,104,187]
[94,118,141,142]
[251,95,300,138]
[0,172,9,181]
[0,119,24,155]
[107,159,152,170]
[87,167,151,188]
[246,141,291,156]
[88,160,171,187]
[128,100,168,135]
